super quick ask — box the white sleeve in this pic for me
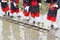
[13,3,16,6]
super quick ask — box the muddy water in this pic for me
[1,19,48,40]
[2,21,11,40]
[0,15,57,40]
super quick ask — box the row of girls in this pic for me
[23,0,60,28]
[0,0,60,28]
[0,0,42,25]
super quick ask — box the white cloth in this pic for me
[13,3,16,7]
[25,6,29,12]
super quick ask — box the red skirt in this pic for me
[1,2,9,12]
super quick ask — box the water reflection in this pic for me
[0,17,60,40]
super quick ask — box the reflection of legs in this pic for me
[20,24,25,40]
[55,29,60,40]
[39,31,47,40]
[12,23,20,40]
[0,20,3,40]
[2,21,11,40]
[47,29,55,40]
[9,23,15,40]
